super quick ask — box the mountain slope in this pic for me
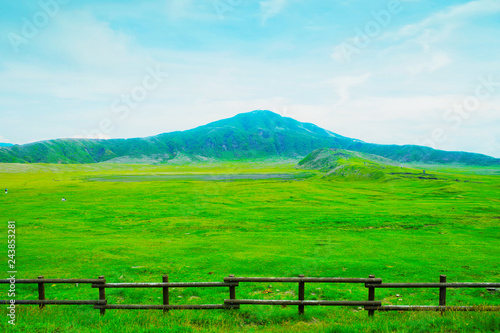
[297,148,393,180]
[297,148,467,181]
[0,110,499,165]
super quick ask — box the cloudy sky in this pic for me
[1,0,499,157]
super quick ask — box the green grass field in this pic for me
[1,161,499,332]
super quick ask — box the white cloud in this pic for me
[329,73,371,107]
[408,52,452,75]
[388,0,500,48]
[0,11,168,100]
[43,11,151,72]
[165,0,193,19]
[0,135,12,144]
[313,91,500,157]
[260,0,287,24]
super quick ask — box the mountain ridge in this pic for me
[1,110,498,166]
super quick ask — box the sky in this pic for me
[0,0,499,157]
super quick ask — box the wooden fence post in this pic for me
[368,275,375,317]
[163,275,169,313]
[37,276,45,310]
[98,275,106,316]
[228,274,239,310]
[298,274,305,315]
[439,275,447,314]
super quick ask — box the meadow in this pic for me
[0,161,499,332]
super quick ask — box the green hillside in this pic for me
[1,110,499,166]
[297,148,392,180]
[297,148,458,182]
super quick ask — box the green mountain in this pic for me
[297,148,403,180]
[1,110,499,165]
[297,148,468,181]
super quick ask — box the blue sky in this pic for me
[0,0,499,157]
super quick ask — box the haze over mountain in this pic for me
[0,111,498,166]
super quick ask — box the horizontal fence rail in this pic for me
[95,304,228,310]
[223,277,383,283]
[0,300,105,305]
[89,275,239,315]
[365,275,500,314]
[364,283,500,288]
[0,276,105,309]
[364,306,500,312]
[224,300,382,306]
[1,274,498,317]
[224,275,382,314]
[0,278,105,284]
[92,282,238,288]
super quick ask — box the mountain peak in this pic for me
[228,110,349,139]
[198,110,291,132]
[225,109,284,122]
[244,109,280,116]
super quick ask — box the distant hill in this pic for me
[297,148,392,180]
[1,110,499,165]
[297,148,448,181]
[0,143,13,147]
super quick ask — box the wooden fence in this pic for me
[1,274,499,317]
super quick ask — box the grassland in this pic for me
[0,161,499,332]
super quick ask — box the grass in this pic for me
[0,161,499,332]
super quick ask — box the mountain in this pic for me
[0,110,499,165]
[0,143,13,147]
